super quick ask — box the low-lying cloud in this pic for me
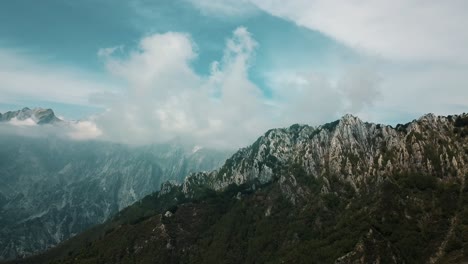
[0,119,101,141]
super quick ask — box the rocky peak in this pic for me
[0,107,62,124]
[182,113,467,197]
[339,113,361,124]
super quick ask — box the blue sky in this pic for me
[1,0,467,148]
[0,0,352,76]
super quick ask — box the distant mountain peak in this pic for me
[0,107,62,125]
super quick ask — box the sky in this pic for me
[0,0,467,148]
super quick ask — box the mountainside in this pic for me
[0,108,62,125]
[6,113,468,264]
[0,135,230,260]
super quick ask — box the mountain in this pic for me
[0,108,62,125]
[0,113,231,261]
[5,113,468,263]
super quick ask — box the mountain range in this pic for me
[0,108,231,260]
[5,112,468,263]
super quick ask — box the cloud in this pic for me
[187,0,468,64]
[95,27,273,148]
[103,32,200,93]
[0,48,115,107]
[338,66,382,113]
[9,117,37,127]
[0,117,103,142]
[97,45,123,58]
[265,71,341,125]
[243,0,468,64]
[185,0,258,17]
[93,27,381,148]
[67,121,103,140]
[265,66,381,126]
[187,0,468,125]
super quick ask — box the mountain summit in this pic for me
[0,107,62,125]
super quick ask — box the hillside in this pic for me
[8,113,468,264]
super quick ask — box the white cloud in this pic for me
[338,66,382,113]
[9,117,37,127]
[95,27,273,148]
[188,0,468,64]
[0,116,103,141]
[67,121,103,140]
[97,45,123,58]
[265,66,381,126]
[185,0,258,17]
[0,49,115,107]
[245,0,468,63]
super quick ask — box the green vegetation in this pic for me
[321,120,339,131]
[11,167,466,264]
[454,115,468,127]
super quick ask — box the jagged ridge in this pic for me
[184,113,467,196]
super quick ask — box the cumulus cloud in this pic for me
[92,27,380,148]
[95,27,272,148]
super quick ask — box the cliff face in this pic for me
[8,113,468,264]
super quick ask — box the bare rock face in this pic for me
[183,113,468,197]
